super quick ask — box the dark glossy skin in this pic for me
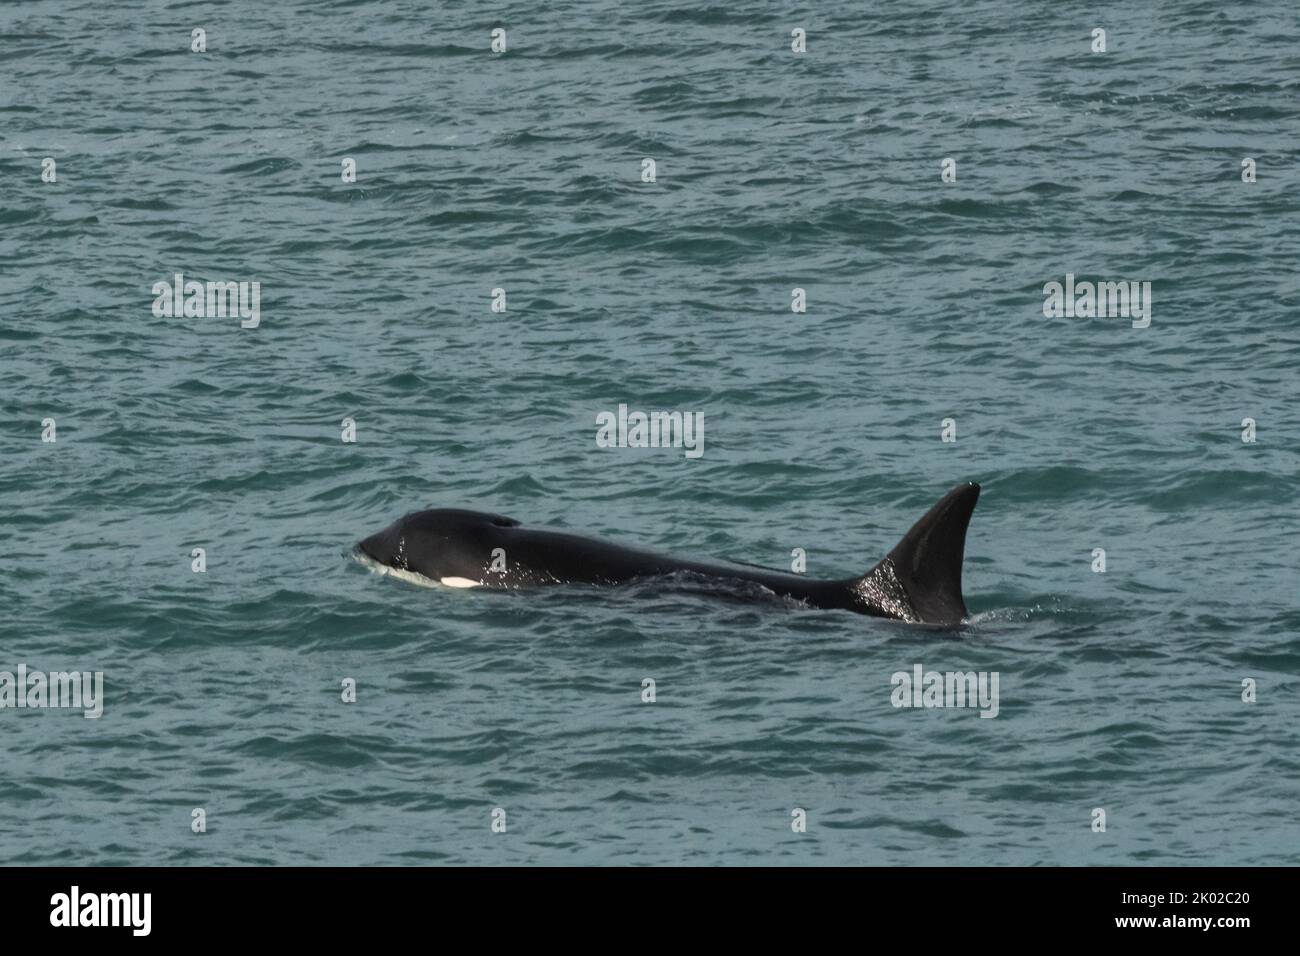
[358,483,980,625]
[360,508,855,604]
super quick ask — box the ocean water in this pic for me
[3,1,1299,866]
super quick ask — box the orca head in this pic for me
[357,509,521,583]
[357,516,416,574]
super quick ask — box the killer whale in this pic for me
[357,482,980,625]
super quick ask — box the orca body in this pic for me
[357,482,980,626]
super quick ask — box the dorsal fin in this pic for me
[853,483,980,625]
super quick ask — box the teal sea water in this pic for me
[3,1,1299,865]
